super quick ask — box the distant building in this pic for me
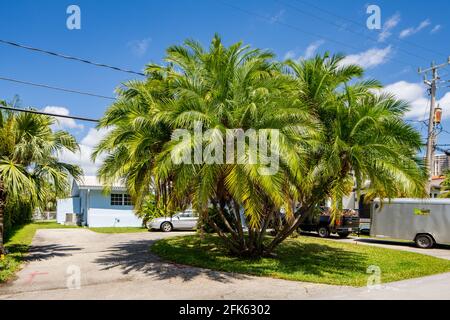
[56,176,142,228]
[433,154,449,176]
[430,176,445,198]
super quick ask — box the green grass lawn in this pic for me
[89,227,148,234]
[0,221,79,283]
[151,234,450,287]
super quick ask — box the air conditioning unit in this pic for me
[65,213,80,226]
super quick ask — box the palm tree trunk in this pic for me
[232,201,246,247]
[264,205,314,255]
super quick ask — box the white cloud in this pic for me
[270,9,285,24]
[283,50,296,60]
[431,24,442,34]
[81,127,110,148]
[399,19,431,38]
[303,40,325,59]
[42,106,84,130]
[418,19,431,30]
[283,40,324,61]
[381,80,450,121]
[378,13,401,42]
[340,46,392,69]
[381,81,428,120]
[58,127,111,175]
[127,38,151,57]
[438,92,450,115]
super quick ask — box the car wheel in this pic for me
[160,222,173,232]
[415,234,434,249]
[317,227,330,238]
[338,232,350,238]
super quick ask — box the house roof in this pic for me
[431,176,445,189]
[76,176,127,190]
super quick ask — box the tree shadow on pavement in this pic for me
[94,239,250,283]
[6,244,83,262]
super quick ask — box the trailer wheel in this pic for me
[415,234,435,249]
[317,227,330,238]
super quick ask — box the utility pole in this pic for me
[419,58,450,193]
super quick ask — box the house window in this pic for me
[123,194,133,206]
[110,193,133,206]
[111,194,123,206]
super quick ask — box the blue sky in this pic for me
[1,0,450,174]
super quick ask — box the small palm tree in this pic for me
[0,99,82,254]
[438,170,450,198]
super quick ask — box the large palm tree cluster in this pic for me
[0,99,82,254]
[94,35,427,257]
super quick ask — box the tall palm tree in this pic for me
[0,100,82,254]
[266,55,427,251]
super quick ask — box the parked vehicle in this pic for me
[148,209,198,232]
[371,198,450,249]
[358,194,372,235]
[299,207,360,238]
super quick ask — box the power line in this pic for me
[0,105,100,123]
[0,76,116,100]
[292,0,448,59]
[219,1,414,70]
[0,39,146,77]
[276,0,430,63]
[219,1,365,51]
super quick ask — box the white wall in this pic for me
[87,208,142,228]
[56,197,80,224]
[343,192,357,210]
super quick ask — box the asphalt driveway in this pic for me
[1,229,450,300]
[0,229,344,299]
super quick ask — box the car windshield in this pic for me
[176,210,198,218]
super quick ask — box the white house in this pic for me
[56,176,143,228]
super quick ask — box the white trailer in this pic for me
[371,198,450,248]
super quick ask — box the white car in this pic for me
[148,209,198,232]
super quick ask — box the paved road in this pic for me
[317,272,450,300]
[1,229,449,300]
[334,236,450,260]
[309,235,450,299]
[0,229,345,300]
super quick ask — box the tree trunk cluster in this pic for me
[205,199,315,258]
